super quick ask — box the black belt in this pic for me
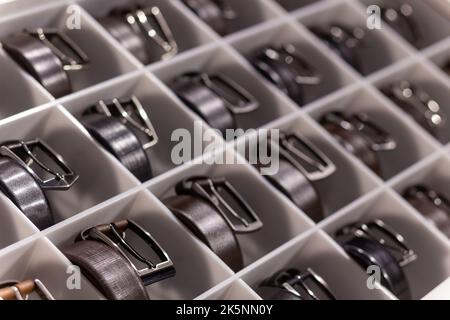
[335,219,417,300]
[170,72,258,137]
[444,60,450,76]
[2,28,89,98]
[310,24,365,74]
[320,112,397,177]
[0,139,78,230]
[0,280,54,300]
[380,4,419,46]
[256,268,336,300]
[181,0,236,36]
[383,81,447,140]
[262,132,335,222]
[62,220,175,300]
[250,44,320,106]
[82,96,158,182]
[99,6,177,64]
[404,185,450,238]
[163,176,263,271]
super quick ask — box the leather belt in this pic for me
[335,219,417,300]
[170,72,258,137]
[321,112,397,177]
[2,28,89,98]
[0,279,54,300]
[380,4,419,46]
[256,268,336,300]
[310,24,365,74]
[443,59,450,77]
[383,81,447,139]
[62,220,175,300]
[404,185,450,238]
[263,132,335,222]
[181,0,236,36]
[99,6,177,64]
[250,44,320,106]
[0,139,78,230]
[82,96,158,182]
[163,176,263,271]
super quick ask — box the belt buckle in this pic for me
[27,28,89,71]
[82,220,175,286]
[214,0,237,20]
[278,269,336,300]
[193,72,259,114]
[278,132,336,181]
[388,81,446,130]
[0,139,78,190]
[123,6,178,60]
[0,280,55,300]
[176,176,263,233]
[405,185,450,214]
[344,219,417,267]
[89,96,158,150]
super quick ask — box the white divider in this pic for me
[198,279,262,300]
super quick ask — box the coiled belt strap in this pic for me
[0,280,54,300]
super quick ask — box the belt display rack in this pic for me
[0,0,449,301]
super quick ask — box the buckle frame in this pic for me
[176,176,263,233]
[0,280,54,300]
[27,28,89,71]
[0,139,78,190]
[278,132,336,181]
[87,95,158,150]
[405,185,450,215]
[279,269,336,300]
[81,220,175,286]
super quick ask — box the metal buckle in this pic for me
[0,280,55,300]
[381,4,419,44]
[176,176,263,233]
[277,132,336,181]
[27,28,89,71]
[81,220,175,286]
[387,81,446,130]
[123,7,177,60]
[86,96,158,150]
[214,0,237,20]
[323,112,397,152]
[339,219,417,267]
[405,185,450,215]
[181,72,259,114]
[0,139,78,190]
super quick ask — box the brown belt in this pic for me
[0,280,54,300]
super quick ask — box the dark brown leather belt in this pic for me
[0,280,54,300]
[262,132,335,222]
[163,176,263,271]
[335,219,417,300]
[321,112,397,177]
[2,28,89,98]
[250,44,320,106]
[444,59,450,76]
[404,185,450,238]
[82,96,158,182]
[181,0,236,36]
[62,220,175,300]
[256,268,336,300]
[0,139,78,230]
[99,6,177,64]
[380,4,419,46]
[171,72,258,137]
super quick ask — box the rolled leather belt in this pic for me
[380,4,419,46]
[181,0,236,36]
[170,72,258,137]
[0,139,78,230]
[0,279,54,300]
[163,176,263,272]
[321,112,397,177]
[310,24,365,74]
[250,44,320,106]
[62,220,175,300]
[2,28,89,98]
[335,219,417,300]
[383,81,447,139]
[263,132,335,222]
[256,268,336,300]
[404,185,450,238]
[82,96,158,182]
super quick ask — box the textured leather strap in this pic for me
[182,0,229,35]
[266,158,323,222]
[163,194,243,271]
[63,240,149,300]
[0,157,53,230]
[82,115,152,182]
[2,32,70,98]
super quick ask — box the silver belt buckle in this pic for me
[280,269,336,300]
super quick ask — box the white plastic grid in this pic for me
[0,0,447,300]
